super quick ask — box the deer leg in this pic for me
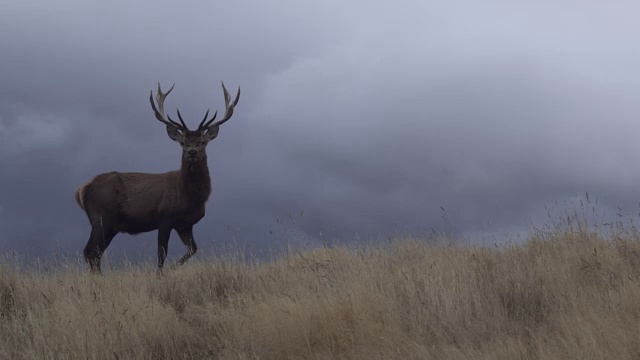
[83,217,116,274]
[171,226,197,269]
[157,223,172,272]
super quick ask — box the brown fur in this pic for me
[76,82,239,273]
[77,145,213,273]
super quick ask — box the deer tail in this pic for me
[75,178,94,211]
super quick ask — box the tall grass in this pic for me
[2,210,640,359]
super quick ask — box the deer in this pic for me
[75,82,240,273]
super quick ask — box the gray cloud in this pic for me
[1,0,640,263]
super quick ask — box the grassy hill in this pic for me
[2,222,640,359]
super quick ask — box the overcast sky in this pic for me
[1,1,640,263]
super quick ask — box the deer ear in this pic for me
[166,126,183,142]
[204,125,220,141]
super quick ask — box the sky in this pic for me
[1,0,640,264]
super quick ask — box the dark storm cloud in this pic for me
[1,1,640,262]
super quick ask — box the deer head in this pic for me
[149,82,241,163]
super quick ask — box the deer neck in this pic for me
[180,154,212,202]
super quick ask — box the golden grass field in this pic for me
[2,215,640,359]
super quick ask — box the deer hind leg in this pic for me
[172,226,197,269]
[84,217,116,274]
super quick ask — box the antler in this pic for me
[149,83,186,130]
[198,82,241,130]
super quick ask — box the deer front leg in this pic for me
[157,223,172,273]
[172,226,197,269]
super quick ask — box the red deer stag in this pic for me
[75,82,240,273]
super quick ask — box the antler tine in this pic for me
[202,82,241,129]
[198,110,218,130]
[175,109,188,129]
[149,82,184,129]
[197,108,217,130]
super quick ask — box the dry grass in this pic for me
[2,224,640,359]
